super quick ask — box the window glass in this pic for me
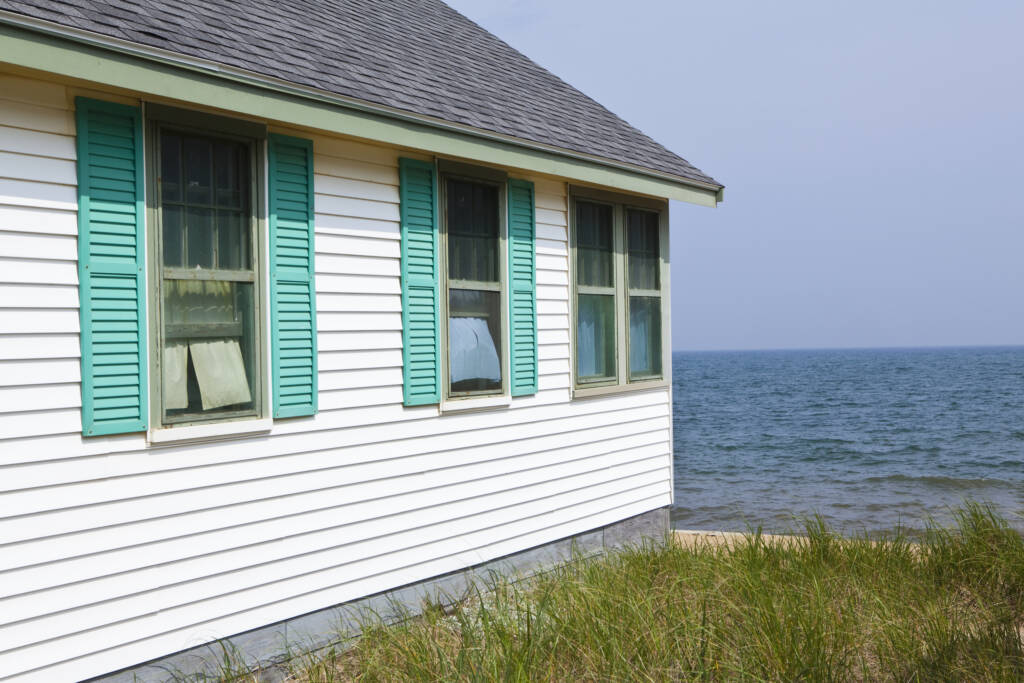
[449,289,502,394]
[186,207,215,269]
[447,179,499,283]
[629,296,662,379]
[576,202,613,287]
[577,294,616,382]
[627,209,660,291]
[159,129,256,422]
[446,178,503,396]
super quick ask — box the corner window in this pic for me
[149,115,264,426]
[571,189,668,395]
[442,175,506,398]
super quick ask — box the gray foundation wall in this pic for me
[92,506,669,682]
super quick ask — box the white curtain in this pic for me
[449,317,501,384]
[629,307,650,374]
[163,341,189,410]
[190,338,251,410]
[577,297,609,378]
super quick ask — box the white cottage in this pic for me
[0,1,723,680]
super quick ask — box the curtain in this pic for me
[449,317,501,384]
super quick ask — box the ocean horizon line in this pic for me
[672,342,1024,354]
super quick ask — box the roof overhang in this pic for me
[0,14,722,207]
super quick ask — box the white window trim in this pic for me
[148,417,273,445]
[569,185,671,398]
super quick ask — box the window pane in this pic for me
[629,296,662,379]
[214,141,245,209]
[447,179,499,282]
[627,209,660,291]
[577,293,616,382]
[160,133,182,203]
[576,201,613,287]
[217,210,249,270]
[184,136,213,205]
[186,207,215,268]
[162,204,183,267]
[449,288,502,394]
[162,280,256,416]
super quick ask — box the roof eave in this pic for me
[0,10,722,206]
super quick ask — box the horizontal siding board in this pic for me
[314,173,399,204]
[0,150,76,185]
[315,155,398,185]
[315,232,399,259]
[316,194,399,222]
[0,382,80,413]
[0,204,77,236]
[0,96,74,135]
[0,358,81,386]
[0,177,77,211]
[0,308,80,334]
[0,229,77,260]
[0,283,79,308]
[0,124,76,160]
[315,212,399,240]
[535,207,567,227]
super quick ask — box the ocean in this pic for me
[671,346,1024,534]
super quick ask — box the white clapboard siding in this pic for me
[0,77,673,683]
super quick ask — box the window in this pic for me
[571,188,668,394]
[75,97,316,437]
[441,174,507,399]
[148,112,264,426]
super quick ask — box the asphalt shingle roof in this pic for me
[0,0,721,188]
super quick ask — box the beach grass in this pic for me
[262,503,1024,681]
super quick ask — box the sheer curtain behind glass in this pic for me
[447,179,502,395]
[159,130,256,420]
[627,209,662,379]
[576,201,616,383]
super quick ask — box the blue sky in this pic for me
[445,1,1024,351]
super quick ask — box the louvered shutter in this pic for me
[399,158,441,406]
[269,133,318,418]
[507,178,538,396]
[75,97,148,436]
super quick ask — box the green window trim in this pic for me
[269,133,318,418]
[76,96,148,436]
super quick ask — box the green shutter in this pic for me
[269,133,318,418]
[75,97,147,436]
[399,158,441,406]
[508,178,538,396]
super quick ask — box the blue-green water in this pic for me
[671,347,1024,533]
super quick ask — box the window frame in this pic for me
[569,185,671,398]
[144,104,270,431]
[438,162,510,404]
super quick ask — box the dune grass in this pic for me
[270,504,1024,681]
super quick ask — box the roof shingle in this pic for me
[0,0,721,187]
